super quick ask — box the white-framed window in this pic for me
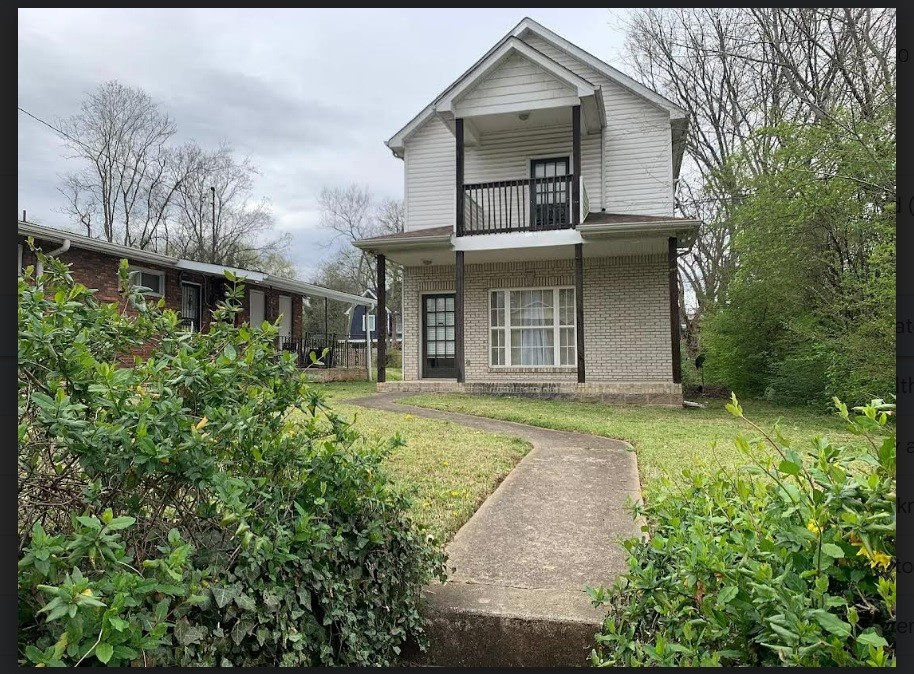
[362,313,376,333]
[489,287,576,367]
[127,266,166,297]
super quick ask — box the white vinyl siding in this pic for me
[464,126,600,209]
[489,287,576,367]
[521,34,674,216]
[455,52,577,118]
[404,116,455,231]
[400,33,675,230]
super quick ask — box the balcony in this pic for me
[459,176,588,236]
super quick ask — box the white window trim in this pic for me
[127,266,166,297]
[489,286,577,368]
[362,313,377,333]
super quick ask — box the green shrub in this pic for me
[386,348,402,369]
[18,247,446,666]
[591,395,895,667]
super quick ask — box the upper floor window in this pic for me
[128,267,165,297]
[490,287,575,367]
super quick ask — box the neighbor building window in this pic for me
[127,267,165,297]
[362,314,376,332]
[489,287,575,367]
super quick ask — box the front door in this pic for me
[531,157,570,229]
[180,282,202,332]
[423,293,456,378]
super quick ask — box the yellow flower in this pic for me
[442,461,449,467]
[806,520,822,536]
[855,544,893,570]
[872,551,893,570]
[195,416,209,430]
[80,588,93,597]
[450,490,460,497]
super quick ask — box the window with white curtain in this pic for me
[489,287,575,367]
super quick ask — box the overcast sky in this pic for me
[18,8,631,279]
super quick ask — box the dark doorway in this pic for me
[422,293,456,378]
[531,156,570,229]
[180,282,202,332]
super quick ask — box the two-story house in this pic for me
[355,17,699,405]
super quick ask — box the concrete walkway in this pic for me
[350,392,643,666]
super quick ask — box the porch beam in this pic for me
[571,104,581,226]
[456,117,465,236]
[455,250,465,383]
[376,253,387,383]
[668,237,682,384]
[575,243,585,383]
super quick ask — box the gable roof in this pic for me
[436,37,595,114]
[386,17,687,158]
[18,221,376,307]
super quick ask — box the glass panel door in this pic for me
[531,157,569,229]
[422,293,456,378]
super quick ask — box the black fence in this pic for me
[278,333,369,370]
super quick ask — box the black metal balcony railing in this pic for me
[460,175,574,236]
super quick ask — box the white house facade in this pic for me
[355,17,699,405]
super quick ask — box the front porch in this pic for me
[377,379,683,407]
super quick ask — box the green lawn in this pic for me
[309,379,530,542]
[397,394,857,492]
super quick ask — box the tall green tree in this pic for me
[703,106,895,405]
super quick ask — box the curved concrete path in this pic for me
[350,392,643,666]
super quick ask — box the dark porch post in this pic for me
[571,104,581,226]
[455,116,465,383]
[376,253,387,383]
[456,117,465,237]
[575,243,585,383]
[455,251,465,383]
[668,237,682,384]
[323,296,328,338]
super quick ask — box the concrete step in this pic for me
[409,581,602,667]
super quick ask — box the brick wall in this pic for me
[20,237,304,353]
[401,254,673,382]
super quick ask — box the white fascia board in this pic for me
[455,229,583,251]
[578,221,700,248]
[353,235,453,252]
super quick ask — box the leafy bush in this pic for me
[386,348,402,369]
[700,112,895,407]
[18,248,445,666]
[591,395,895,667]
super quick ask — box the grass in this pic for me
[309,379,530,542]
[397,393,858,493]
